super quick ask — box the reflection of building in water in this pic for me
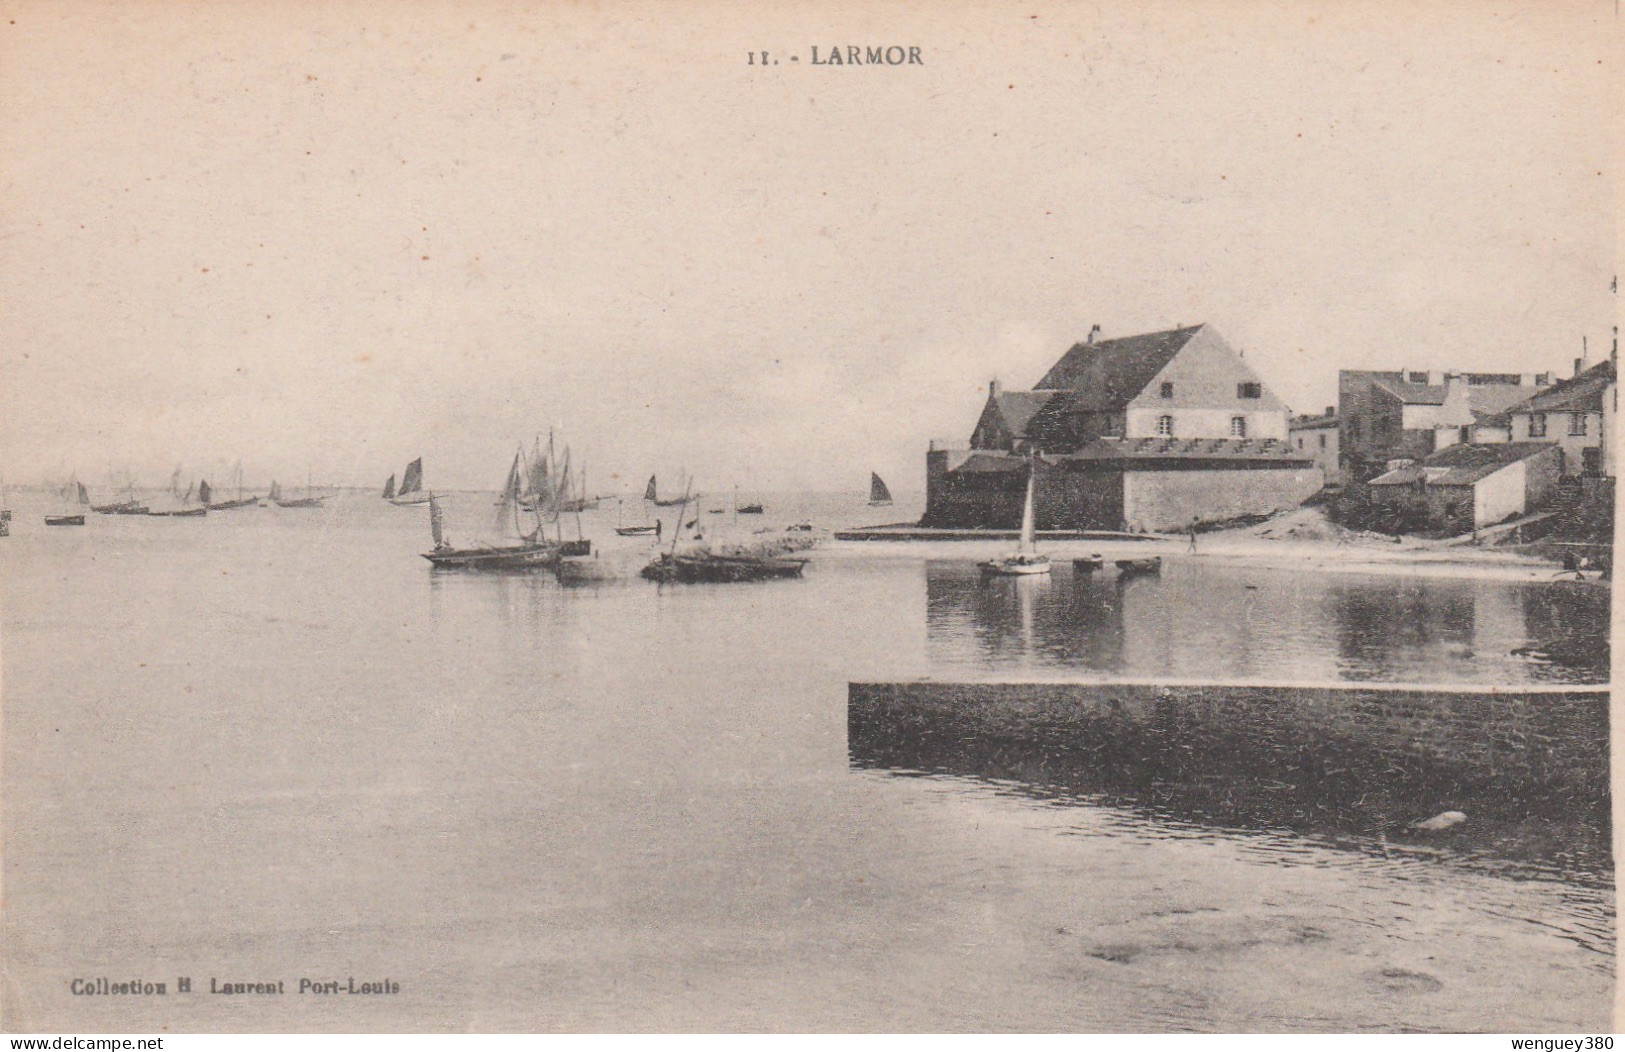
[848,681,1612,885]
[924,561,1610,684]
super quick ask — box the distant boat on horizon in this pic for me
[389,458,432,505]
[208,462,258,510]
[271,477,329,509]
[868,472,893,507]
[645,475,689,507]
[46,477,90,526]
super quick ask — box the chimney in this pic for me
[1576,335,1588,378]
[989,378,1001,399]
[1086,324,1101,345]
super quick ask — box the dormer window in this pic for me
[1237,382,1262,399]
[1156,415,1174,437]
[1160,381,1174,398]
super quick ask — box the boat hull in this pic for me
[45,515,86,526]
[148,507,207,517]
[641,553,807,583]
[615,526,659,536]
[207,497,258,511]
[93,501,149,515]
[390,493,432,506]
[422,543,559,570]
[273,497,328,508]
[1116,558,1162,576]
[979,557,1052,576]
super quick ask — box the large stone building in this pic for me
[1337,369,1554,481]
[923,324,1322,532]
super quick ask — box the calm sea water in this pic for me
[0,490,1611,1031]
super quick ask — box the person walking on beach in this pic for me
[1187,517,1199,553]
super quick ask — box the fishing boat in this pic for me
[559,461,599,513]
[1116,557,1162,577]
[423,449,559,570]
[867,472,893,507]
[207,462,259,510]
[46,478,91,526]
[736,503,765,514]
[645,475,689,507]
[148,468,208,517]
[979,455,1050,577]
[389,458,431,505]
[614,496,660,537]
[92,470,149,514]
[640,486,807,583]
[270,478,329,508]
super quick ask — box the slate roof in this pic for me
[1368,441,1558,487]
[1504,360,1615,416]
[990,391,1055,437]
[1033,325,1204,407]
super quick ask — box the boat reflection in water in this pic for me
[848,681,1613,893]
[926,559,1609,684]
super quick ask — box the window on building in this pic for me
[1569,412,1587,436]
[1296,436,1304,449]
[1237,382,1262,399]
[1156,415,1174,437]
[1407,371,1429,384]
[1529,413,1547,438]
[1318,433,1327,450]
[1230,416,1247,437]
[1160,381,1174,398]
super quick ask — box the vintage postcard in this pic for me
[0,0,1617,1035]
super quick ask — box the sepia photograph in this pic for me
[0,0,1616,1037]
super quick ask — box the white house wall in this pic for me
[1472,460,1527,527]
[1126,327,1289,440]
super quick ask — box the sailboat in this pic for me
[422,448,558,570]
[208,462,258,510]
[560,460,598,513]
[644,475,689,507]
[867,472,893,507]
[92,469,149,514]
[978,454,1050,576]
[148,467,207,517]
[46,477,91,526]
[381,475,396,500]
[271,475,329,508]
[390,458,431,505]
[615,496,660,537]
[641,483,808,583]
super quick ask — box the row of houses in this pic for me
[921,322,1616,534]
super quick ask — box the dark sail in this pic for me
[644,475,658,502]
[76,481,90,505]
[382,474,396,499]
[868,472,893,506]
[400,458,423,495]
[198,480,212,506]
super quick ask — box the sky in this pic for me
[0,0,1616,493]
